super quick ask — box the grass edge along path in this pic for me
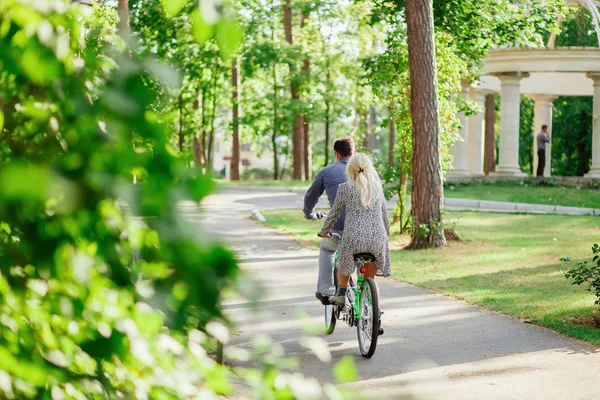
[218,178,600,209]
[215,179,310,190]
[259,209,600,345]
[445,180,600,209]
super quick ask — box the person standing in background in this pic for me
[536,124,550,177]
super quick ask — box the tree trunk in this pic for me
[388,104,396,164]
[272,62,280,180]
[207,75,218,173]
[272,131,279,180]
[230,58,241,181]
[301,12,312,181]
[270,26,280,180]
[279,149,289,180]
[324,100,330,167]
[367,105,377,151]
[393,135,409,233]
[405,0,446,249]
[118,0,132,183]
[360,109,368,149]
[117,0,130,38]
[179,93,184,152]
[484,93,496,174]
[395,170,409,234]
[193,97,204,172]
[284,0,304,180]
[193,136,202,170]
[319,8,332,169]
[303,118,312,180]
[201,88,207,171]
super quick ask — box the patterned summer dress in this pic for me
[318,181,391,277]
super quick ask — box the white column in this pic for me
[467,88,487,177]
[447,85,471,178]
[530,95,557,177]
[492,72,528,177]
[585,73,600,178]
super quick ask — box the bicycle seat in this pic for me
[353,253,376,263]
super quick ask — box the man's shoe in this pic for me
[315,292,330,305]
[328,295,346,306]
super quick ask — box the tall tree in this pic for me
[231,57,241,180]
[324,95,331,166]
[405,0,445,248]
[178,93,184,151]
[272,60,280,179]
[301,11,312,180]
[388,106,396,164]
[283,0,305,180]
[206,71,219,171]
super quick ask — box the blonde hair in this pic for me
[346,153,377,210]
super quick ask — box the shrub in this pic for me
[242,167,273,180]
[565,244,600,305]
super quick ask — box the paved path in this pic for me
[199,188,600,400]
[227,185,600,216]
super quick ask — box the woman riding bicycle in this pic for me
[318,153,391,306]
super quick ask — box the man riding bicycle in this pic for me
[303,137,355,305]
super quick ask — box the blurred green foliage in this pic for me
[0,0,240,397]
[0,1,353,398]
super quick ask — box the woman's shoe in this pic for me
[328,295,346,306]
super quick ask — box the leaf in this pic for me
[0,347,60,386]
[333,354,358,384]
[21,48,62,84]
[299,337,332,363]
[204,364,232,395]
[161,0,187,18]
[187,174,214,202]
[0,163,51,201]
[0,110,4,131]
[144,59,182,91]
[205,321,230,344]
[216,18,243,60]
[191,8,213,43]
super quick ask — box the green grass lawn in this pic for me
[261,209,600,344]
[219,178,600,208]
[215,179,310,190]
[445,181,600,209]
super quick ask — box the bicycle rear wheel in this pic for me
[357,277,379,358]
[324,304,336,334]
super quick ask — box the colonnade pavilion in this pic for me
[447,0,600,179]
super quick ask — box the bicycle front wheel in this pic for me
[324,303,336,334]
[357,277,379,358]
[325,266,339,334]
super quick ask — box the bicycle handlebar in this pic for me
[315,212,328,238]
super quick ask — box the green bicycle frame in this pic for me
[334,252,364,320]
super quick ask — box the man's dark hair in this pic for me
[541,124,548,130]
[333,137,355,157]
